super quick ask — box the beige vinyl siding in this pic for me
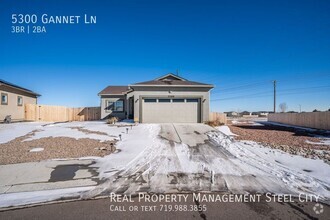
[0,85,37,121]
[100,95,126,119]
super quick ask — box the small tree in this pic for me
[279,102,288,113]
[313,109,319,112]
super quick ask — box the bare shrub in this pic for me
[205,120,225,127]
[107,117,119,124]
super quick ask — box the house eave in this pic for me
[0,82,41,97]
[98,93,127,96]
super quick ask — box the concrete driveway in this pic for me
[85,123,281,198]
[159,123,216,146]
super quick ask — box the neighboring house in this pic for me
[225,111,240,117]
[98,73,214,123]
[0,80,40,121]
[241,111,251,116]
[252,111,270,117]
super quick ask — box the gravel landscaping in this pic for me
[0,129,116,165]
[228,123,330,162]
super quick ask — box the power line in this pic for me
[211,85,330,102]
[211,91,274,101]
[211,81,271,93]
[209,73,330,92]
[211,80,330,96]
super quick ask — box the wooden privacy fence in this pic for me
[209,112,227,124]
[25,104,101,122]
[268,112,330,130]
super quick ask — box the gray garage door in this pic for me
[142,98,200,123]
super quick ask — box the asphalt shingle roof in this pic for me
[132,79,212,86]
[98,86,129,95]
[99,73,213,95]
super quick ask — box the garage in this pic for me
[141,98,200,123]
[99,73,213,122]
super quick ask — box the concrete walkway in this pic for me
[0,159,98,194]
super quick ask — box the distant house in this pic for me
[98,73,214,123]
[225,111,240,117]
[0,80,40,121]
[252,111,270,117]
[241,111,251,116]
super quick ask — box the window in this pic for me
[105,100,124,112]
[17,96,23,106]
[1,93,8,105]
[186,99,199,103]
[144,99,157,103]
[115,100,124,111]
[158,99,171,103]
[172,99,184,102]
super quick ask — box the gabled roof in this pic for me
[131,73,213,87]
[98,86,129,95]
[154,73,187,81]
[0,79,41,97]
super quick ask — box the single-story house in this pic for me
[224,111,240,117]
[0,80,41,121]
[98,73,214,123]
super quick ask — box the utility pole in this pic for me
[273,80,276,113]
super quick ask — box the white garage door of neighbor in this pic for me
[142,98,200,123]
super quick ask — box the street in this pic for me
[0,195,329,220]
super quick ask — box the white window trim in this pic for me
[105,100,124,112]
[17,96,23,106]
[1,93,8,105]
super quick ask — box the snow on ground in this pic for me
[0,121,139,144]
[262,121,330,146]
[0,122,46,144]
[29,147,44,152]
[262,121,330,133]
[85,124,330,203]
[24,121,123,142]
[0,186,94,208]
[306,138,330,146]
[230,118,266,126]
[208,131,330,201]
[94,124,161,179]
[216,125,237,136]
[1,121,330,207]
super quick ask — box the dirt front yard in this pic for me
[227,121,330,162]
[0,122,124,164]
[0,130,116,165]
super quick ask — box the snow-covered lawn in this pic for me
[0,122,46,144]
[0,121,139,144]
[24,121,127,142]
[208,129,330,199]
[0,121,156,166]
[0,122,329,208]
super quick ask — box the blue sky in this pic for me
[0,0,329,112]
